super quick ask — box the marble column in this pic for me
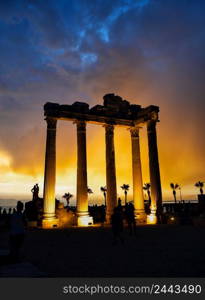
[105,124,117,222]
[147,118,162,224]
[42,117,58,228]
[130,127,146,223]
[76,121,92,226]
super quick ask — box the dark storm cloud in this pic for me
[0,0,204,178]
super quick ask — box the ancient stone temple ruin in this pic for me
[42,94,162,228]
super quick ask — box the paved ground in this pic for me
[1,224,205,277]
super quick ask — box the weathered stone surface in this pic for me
[89,104,104,114]
[71,101,89,113]
[44,102,59,111]
[44,94,160,125]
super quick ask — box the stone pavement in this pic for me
[0,249,46,277]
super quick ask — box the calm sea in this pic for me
[0,199,30,211]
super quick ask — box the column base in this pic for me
[134,210,147,224]
[105,212,112,224]
[77,215,93,226]
[42,217,59,229]
[77,211,93,226]
[147,213,157,225]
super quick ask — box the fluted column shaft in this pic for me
[130,127,146,222]
[43,117,57,220]
[76,121,88,217]
[105,124,117,221]
[147,120,162,218]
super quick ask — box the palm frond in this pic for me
[100,186,107,192]
[121,184,130,191]
[143,183,151,190]
[170,183,175,189]
[195,181,204,188]
[62,192,73,200]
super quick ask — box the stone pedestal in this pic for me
[105,124,117,222]
[130,127,146,224]
[42,117,58,228]
[147,118,162,224]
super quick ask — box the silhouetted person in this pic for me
[111,207,124,245]
[118,197,122,206]
[31,183,39,201]
[9,201,27,262]
[117,197,123,212]
[100,205,106,223]
[125,203,136,236]
[2,208,7,216]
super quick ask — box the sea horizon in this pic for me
[0,198,199,211]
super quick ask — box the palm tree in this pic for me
[170,183,179,203]
[195,181,204,195]
[62,192,73,207]
[143,183,151,206]
[120,184,130,205]
[100,186,107,206]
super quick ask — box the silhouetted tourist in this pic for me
[111,207,124,245]
[100,205,106,224]
[125,203,136,236]
[117,197,123,212]
[9,201,27,262]
[31,183,39,201]
[2,208,7,216]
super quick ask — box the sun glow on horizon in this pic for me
[0,122,203,205]
[0,151,12,168]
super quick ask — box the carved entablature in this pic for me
[44,94,160,128]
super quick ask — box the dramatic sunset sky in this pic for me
[0,0,204,205]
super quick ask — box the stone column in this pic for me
[42,117,58,228]
[147,117,162,224]
[130,127,146,223]
[76,121,92,226]
[105,124,117,222]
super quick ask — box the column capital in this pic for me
[130,127,140,138]
[75,120,86,132]
[147,111,159,130]
[45,117,57,130]
[104,124,114,135]
[150,111,159,122]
